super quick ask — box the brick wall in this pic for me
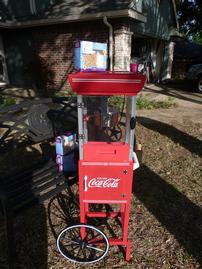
[4,19,132,94]
[32,21,108,93]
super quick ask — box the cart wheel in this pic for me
[57,224,109,264]
[106,125,122,141]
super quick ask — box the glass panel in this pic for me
[82,96,128,142]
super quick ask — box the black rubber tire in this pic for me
[196,76,202,93]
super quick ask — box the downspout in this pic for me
[160,42,166,82]
[103,16,113,71]
[0,35,9,84]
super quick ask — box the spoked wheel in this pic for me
[57,224,109,264]
[106,125,122,141]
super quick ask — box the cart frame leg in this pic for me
[125,240,131,261]
[122,203,130,241]
[122,202,132,261]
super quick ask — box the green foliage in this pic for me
[108,96,125,110]
[108,95,177,111]
[54,89,76,97]
[172,72,186,80]
[136,96,177,110]
[0,96,16,109]
[176,0,202,39]
[192,32,202,44]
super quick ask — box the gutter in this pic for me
[0,9,146,29]
[103,17,113,71]
[171,0,179,30]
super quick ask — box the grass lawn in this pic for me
[0,117,201,269]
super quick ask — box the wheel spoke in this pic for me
[71,228,80,239]
[82,248,87,259]
[57,224,109,264]
[72,245,80,251]
[51,208,67,221]
[86,244,105,252]
[62,239,80,245]
[76,247,83,258]
[53,202,67,217]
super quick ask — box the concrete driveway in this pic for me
[137,83,202,124]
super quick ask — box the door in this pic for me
[79,161,133,203]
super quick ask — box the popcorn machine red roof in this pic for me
[57,71,146,264]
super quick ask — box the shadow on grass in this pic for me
[137,117,202,158]
[133,165,202,266]
[0,144,55,269]
[47,187,80,241]
[0,205,47,269]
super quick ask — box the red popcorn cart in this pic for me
[57,71,146,264]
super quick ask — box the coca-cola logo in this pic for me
[88,177,120,189]
[84,176,120,192]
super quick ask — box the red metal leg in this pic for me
[120,204,125,232]
[80,201,86,223]
[125,240,131,261]
[84,203,89,219]
[122,203,130,241]
[122,203,132,260]
[80,202,86,239]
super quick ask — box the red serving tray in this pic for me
[68,71,146,96]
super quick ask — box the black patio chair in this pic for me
[0,159,76,268]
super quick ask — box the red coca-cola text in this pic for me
[88,177,120,188]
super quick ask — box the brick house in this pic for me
[0,0,178,93]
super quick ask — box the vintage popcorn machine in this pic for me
[57,71,146,264]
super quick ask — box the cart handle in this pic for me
[96,150,116,155]
[84,176,88,192]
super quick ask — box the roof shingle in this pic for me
[38,0,135,18]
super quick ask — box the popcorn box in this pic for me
[74,41,108,71]
[55,133,76,156]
